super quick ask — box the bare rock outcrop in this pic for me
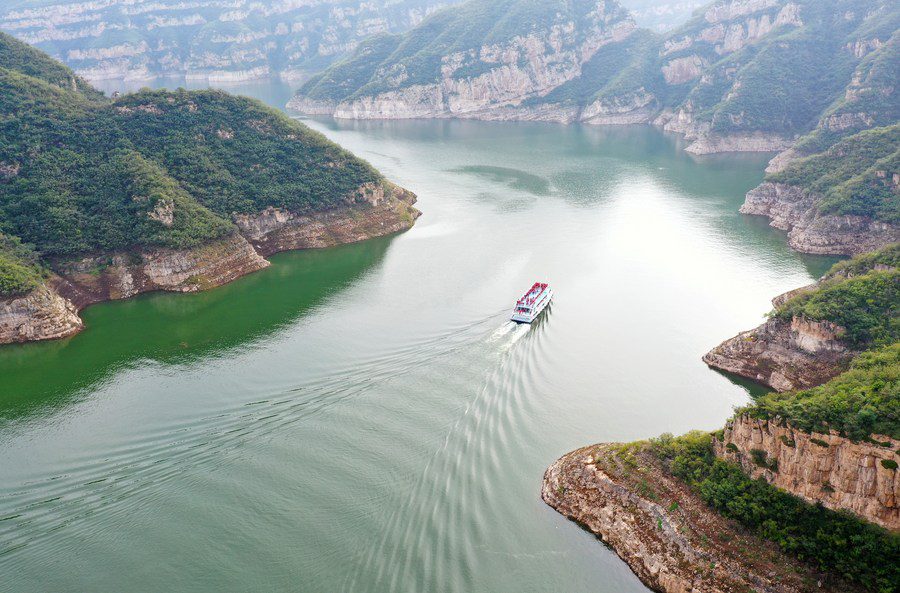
[4,181,419,344]
[716,416,899,530]
[741,182,899,255]
[683,132,794,155]
[0,284,83,344]
[234,183,420,256]
[51,233,270,309]
[543,444,840,593]
[293,11,637,121]
[703,313,852,392]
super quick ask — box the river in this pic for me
[0,79,838,592]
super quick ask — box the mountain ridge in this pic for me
[0,31,419,344]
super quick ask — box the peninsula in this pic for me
[0,32,419,345]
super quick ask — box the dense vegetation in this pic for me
[0,31,385,296]
[769,125,900,223]
[741,344,899,440]
[0,233,42,297]
[0,30,102,100]
[663,0,896,137]
[649,431,900,592]
[774,265,898,348]
[828,243,900,277]
[296,0,899,155]
[298,0,632,102]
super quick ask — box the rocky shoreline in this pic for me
[741,183,899,256]
[288,94,795,157]
[543,444,855,593]
[0,183,419,345]
[702,315,853,392]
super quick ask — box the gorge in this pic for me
[0,1,897,592]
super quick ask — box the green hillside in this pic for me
[760,246,900,438]
[742,343,899,440]
[0,31,102,100]
[0,32,384,295]
[296,0,898,154]
[298,0,633,103]
[769,125,900,223]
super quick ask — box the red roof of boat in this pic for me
[517,282,549,305]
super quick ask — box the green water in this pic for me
[0,83,838,592]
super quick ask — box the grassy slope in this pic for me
[741,344,899,440]
[0,32,384,295]
[298,0,631,103]
[768,125,899,223]
[0,233,43,297]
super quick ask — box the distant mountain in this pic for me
[618,0,705,32]
[0,0,455,82]
[290,0,899,156]
[290,0,639,119]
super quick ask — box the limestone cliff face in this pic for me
[580,90,658,124]
[716,415,899,530]
[0,284,83,344]
[703,315,853,391]
[4,182,419,345]
[543,445,830,593]
[293,12,637,120]
[51,233,270,309]
[741,182,900,255]
[233,183,420,256]
[653,108,795,154]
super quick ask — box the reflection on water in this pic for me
[0,239,392,418]
[449,165,553,196]
[0,81,842,593]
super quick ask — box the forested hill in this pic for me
[0,31,385,297]
[769,125,900,224]
[291,0,899,156]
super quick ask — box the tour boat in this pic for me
[511,282,552,324]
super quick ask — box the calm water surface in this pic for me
[0,81,838,592]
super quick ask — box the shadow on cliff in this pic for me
[0,237,394,419]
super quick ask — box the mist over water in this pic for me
[0,81,838,592]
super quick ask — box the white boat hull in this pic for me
[511,289,552,324]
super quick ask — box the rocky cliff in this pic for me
[0,284,82,344]
[235,183,419,256]
[293,0,899,158]
[741,182,899,256]
[716,415,899,530]
[292,1,638,120]
[703,315,854,392]
[50,233,270,309]
[0,188,419,345]
[543,444,844,593]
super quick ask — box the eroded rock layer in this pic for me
[717,416,899,530]
[0,188,419,345]
[703,316,853,392]
[543,445,837,593]
[0,285,83,344]
[741,182,899,256]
